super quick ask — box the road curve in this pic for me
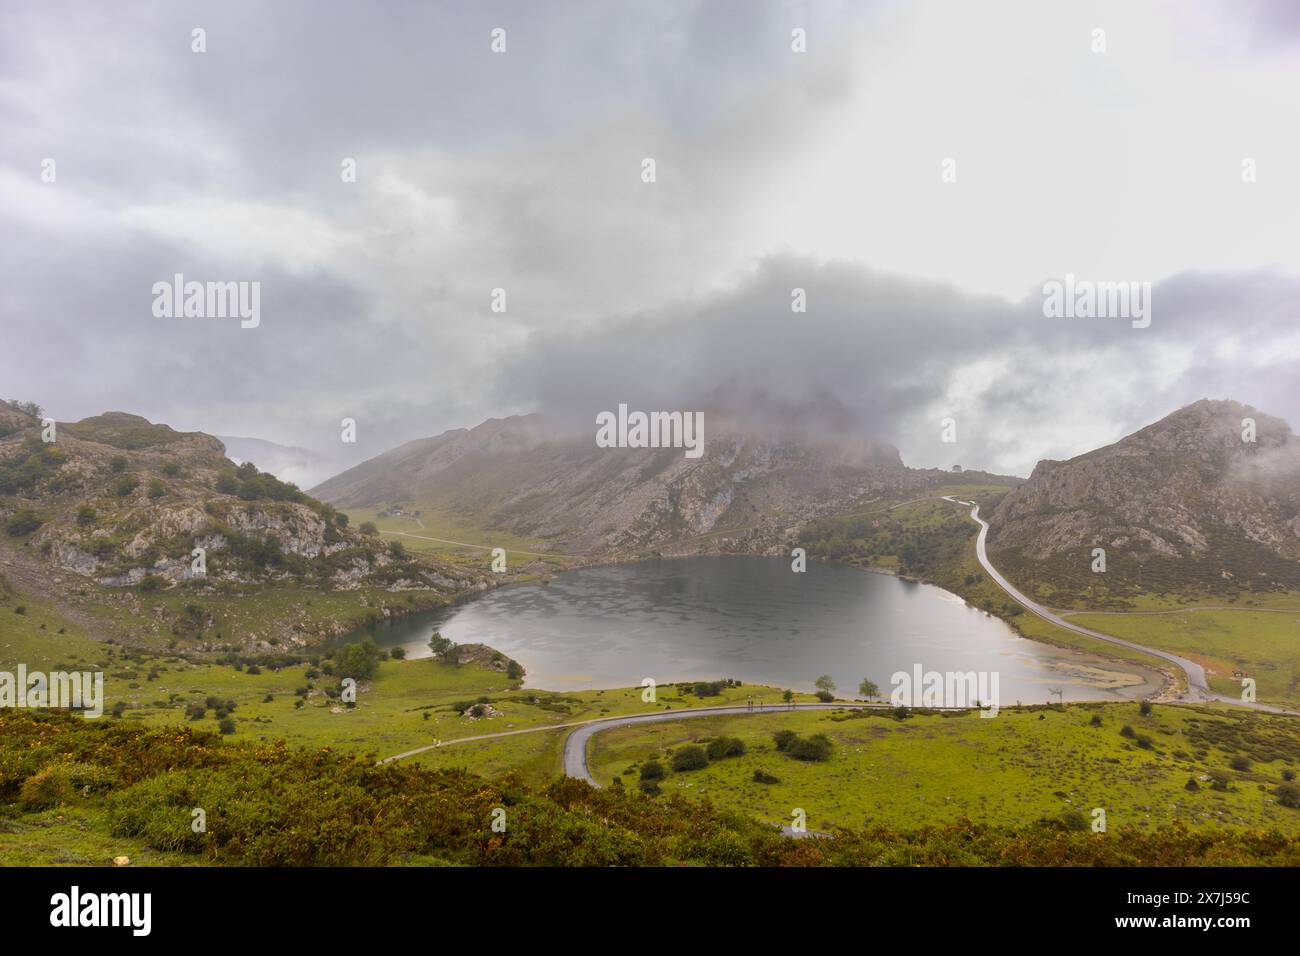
[941,496,1294,714]
[563,702,884,785]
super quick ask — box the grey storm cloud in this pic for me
[502,259,1300,476]
[2,0,1298,485]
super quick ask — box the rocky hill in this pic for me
[0,404,496,602]
[987,399,1300,603]
[312,401,1015,557]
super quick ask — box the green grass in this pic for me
[342,504,574,569]
[587,704,1300,834]
[0,583,820,770]
[12,709,1298,866]
[1070,609,1300,707]
[0,805,197,867]
[77,581,455,651]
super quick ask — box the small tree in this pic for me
[336,639,383,681]
[858,678,879,701]
[781,689,794,703]
[428,630,458,662]
[814,675,836,695]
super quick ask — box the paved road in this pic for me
[562,702,887,785]
[941,496,1295,715]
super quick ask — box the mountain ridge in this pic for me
[987,398,1300,603]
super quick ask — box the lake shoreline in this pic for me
[342,555,1164,703]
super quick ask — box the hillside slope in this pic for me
[987,399,1300,604]
[312,402,1016,556]
[0,404,505,647]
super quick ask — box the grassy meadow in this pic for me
[586,703,1300,835]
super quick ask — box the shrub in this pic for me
[1089,713,1103,727]
[815,690,835,703]
[1276,783,1300,809]
[788,734,834,762]
[1060,810,1089,831]
[1209,770,1232,792]
[5,510,43,536]
[1139,700,1153,717]
[706,736,746,760]
[1120,725,1136,739]
[20,765,75,809]
[639,760,664,781]
[671,746,708,772]
[752,769,781,785]
[217,718,236,735]
[1135,734,1155,750]
[1230,755,1252,772]
[1184,778,1200,792]
[773,729,799,752]
[146,478,166,499]
[1283,769,1296,782]
[389,646,406,661]
[75,504,96,528]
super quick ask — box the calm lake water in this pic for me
[346,556,1157,703]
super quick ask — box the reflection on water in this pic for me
[343,556,1158,702]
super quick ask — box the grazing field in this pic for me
[1069,608,1300,707]
[341,504,574,569]
[586,704,1300,835]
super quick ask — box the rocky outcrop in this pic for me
[312,402,1013,557]
[987,399,1300,593]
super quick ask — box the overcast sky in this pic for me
[3,0,1299,484]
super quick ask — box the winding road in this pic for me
[941,496,1294,715]
[562,702,883,785]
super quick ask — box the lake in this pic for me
[346,556,1159,703]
